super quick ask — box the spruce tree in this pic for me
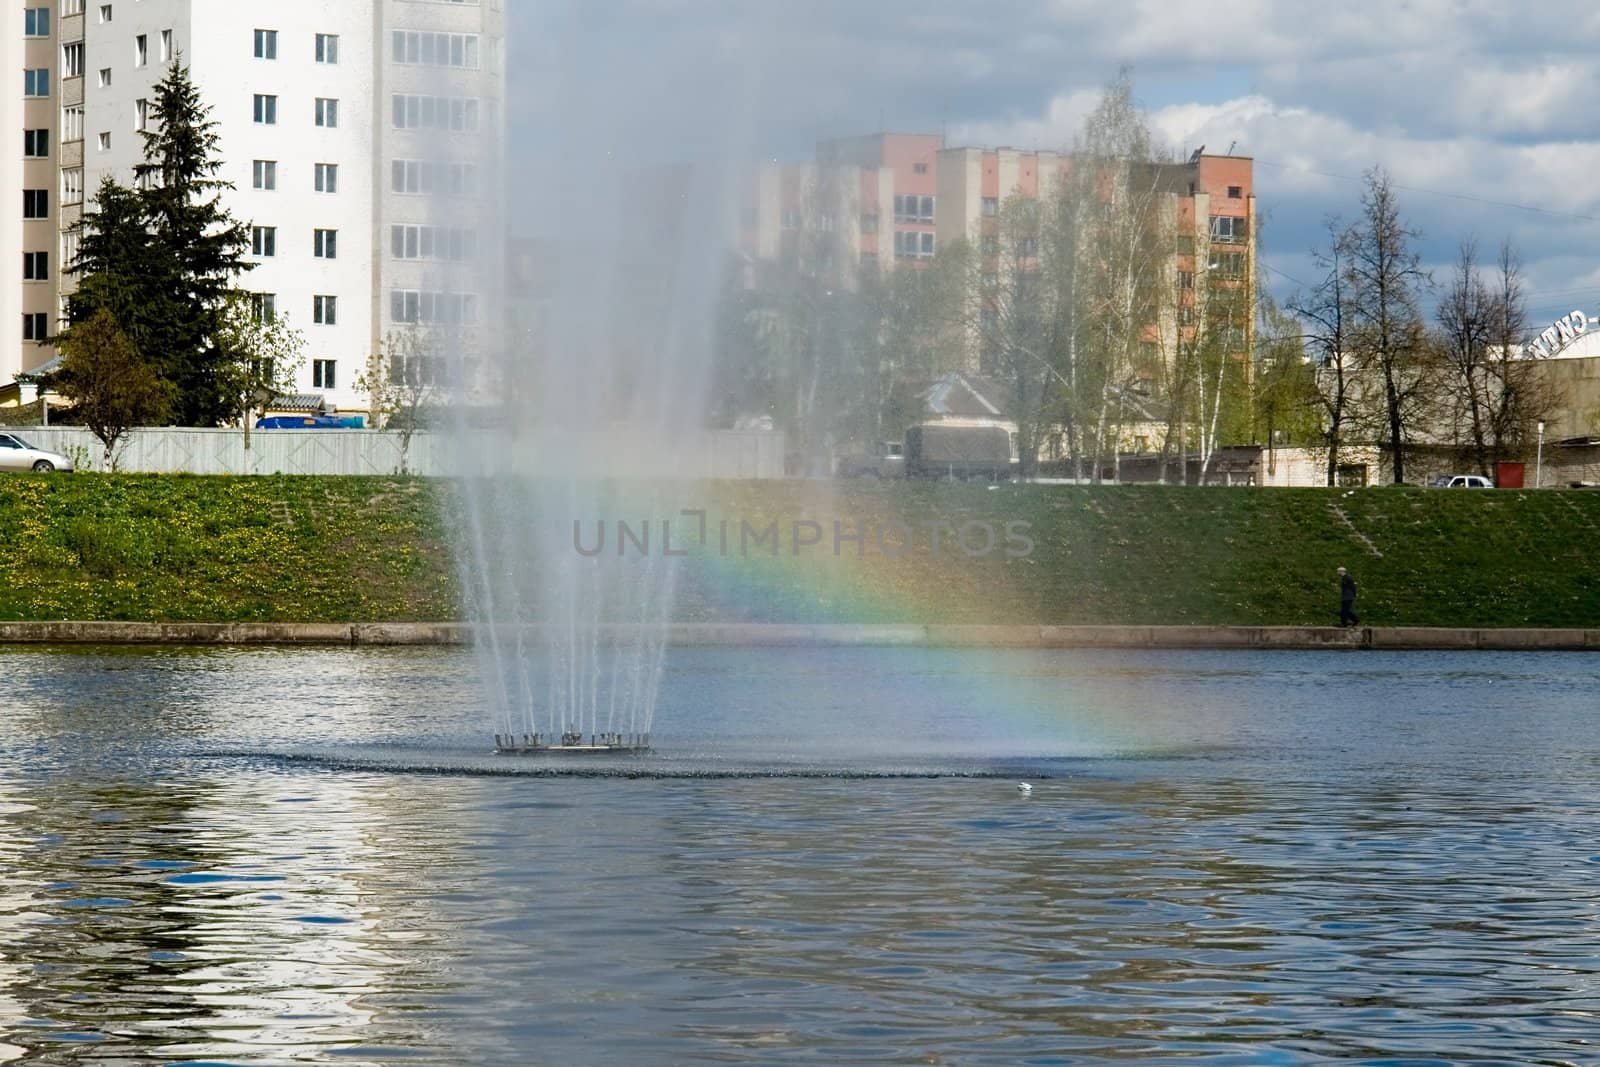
[134,59,252,425]
[63,176,171,350]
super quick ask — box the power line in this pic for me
[1253,159,1600,225]
[1258,260,1311,288]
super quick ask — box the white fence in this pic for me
[11,427,788,478]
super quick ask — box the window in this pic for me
[390,289,478,324]
[1178,270,1194,290]
[315,33,338,63]
[134,33,148,66]
[253,28,276,59]
[391,94,480,131]
[314,163,338,192]
[253,94,277,124]
[313,229,337,259]
[252,159,276,189]
[98,4,110,23]
[312,359,336,388]
[892,194,935,223]
[1177,306,1196,326]
[251,293,277,321]
[97,67,111,88]
[980,234,998,255]
[161,30,173,61]
[62,41,84,77]
[23,189,48,219]
[24,7,50,35]
[23,252,49,281]
[24,69,50,97]
[1210,251,1246,277]
[62,106,83,141]
[1018,236,1038,256]
[314,97,338,128]
[63,0,84,14]
[134,98,148,130]
[913,162,928,174]
[61,231,79,270]
[23,313,50,341]
[390,159,478,195]
[312,297,336,326]
[391,225,478,262]
[251,226,276,257]
[982,197,998,217]
[392,30,480,68]
[1209,214,1247,242]
[1227,185,1242,199]
[893,230,934,259]
[24,129,50,157]
[97,131,109,151]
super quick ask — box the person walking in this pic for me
[1337,566,1359,627]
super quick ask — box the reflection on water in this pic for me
[2,645,1599,1063]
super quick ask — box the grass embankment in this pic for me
[1,475,1597,627]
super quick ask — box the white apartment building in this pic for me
[6,0,505,414]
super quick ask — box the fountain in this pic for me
[493,732,651,756]
[441,9,767,753]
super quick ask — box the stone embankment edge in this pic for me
[0,622,1596,651]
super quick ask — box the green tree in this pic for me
[53,309,172,470]
[135,59,253,425]
[60,177,171,358]
[359,327,449,475]
[213,292,305,467]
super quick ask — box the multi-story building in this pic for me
[939,145,1256,378]
[741,133,1256,381]
[6,3,61,387]
[5,0,505,413]
[741,133,943,286]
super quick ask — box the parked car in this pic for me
[1428,474,1492,488]
[0,432,74,472]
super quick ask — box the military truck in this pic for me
[903,423,1015,481]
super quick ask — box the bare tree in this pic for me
[1484,241,1558,465]
[965,195,1057,478]
[1343,168,1430,484]
[1435,240,1498,475]
[1291,217,1357,486]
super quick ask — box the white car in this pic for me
[0,432,75,472]
[1429,473,1491,489]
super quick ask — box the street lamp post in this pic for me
[1536,421,1545,489]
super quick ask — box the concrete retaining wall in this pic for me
[0,621,1596,651]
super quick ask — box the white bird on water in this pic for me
[1017,782,1033,795]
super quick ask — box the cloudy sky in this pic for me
[507,0,1600,328]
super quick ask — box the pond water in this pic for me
[1,645,1597,1064]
